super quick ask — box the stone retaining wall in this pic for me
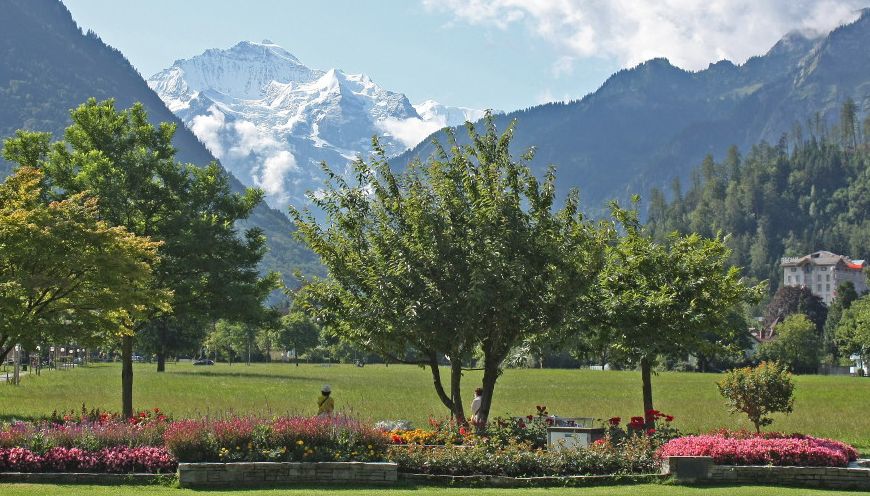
[177,461,398,488]
[664,456,870,490]
[400,472,666,487]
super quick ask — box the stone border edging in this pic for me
[0,472,166,484]
[178,461,398,488]
[664,456,870,490]
[399,472,667,487]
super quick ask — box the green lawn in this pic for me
[1,483,869,496]
[2,362,869,451]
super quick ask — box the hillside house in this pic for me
[780,251,867,305]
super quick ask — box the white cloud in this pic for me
[229,120,279,157]
[377,115,448,150]
[423,0,866,70]
[190,106,226,158]
[257,150,299,199]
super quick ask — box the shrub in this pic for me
[658,432,858,467]
[388,436,659,477]
[717,361,794,432]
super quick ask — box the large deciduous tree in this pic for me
[292,115,603,426]
[3,99,277,417]
[597,202,763,425]
[0,167,165,361]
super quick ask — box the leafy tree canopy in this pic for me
[292,114,605,426]
[0,167,166,360]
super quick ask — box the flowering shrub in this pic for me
[388,435,659,477]
[0,446,176,473]
[163,415,389,463]
[603,409,680,447]
[658,432,858,467]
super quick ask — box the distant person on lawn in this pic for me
[317,385,334,416]
[470,387,483,425]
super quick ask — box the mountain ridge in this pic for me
[395,10,870,215]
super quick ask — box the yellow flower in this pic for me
[296,440,304,445]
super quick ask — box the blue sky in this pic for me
[62,0,867,112]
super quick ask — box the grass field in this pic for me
[1,362,869,451]
[2,483,870,496]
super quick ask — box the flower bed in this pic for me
[0,446,176,473]
[163,415,389,463]
[388,436,659,477]
[658,432,859,467]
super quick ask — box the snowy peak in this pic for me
[414,100,489,127]
[150,40,321,104]
[148,41,484,213]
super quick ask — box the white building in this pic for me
[780,250,867,305]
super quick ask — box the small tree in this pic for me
[717,361,795,433]
[757,314,820,373]
[597,201,763,425]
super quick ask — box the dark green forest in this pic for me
[647,101,870,296]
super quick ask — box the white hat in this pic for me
[321,384,331,393]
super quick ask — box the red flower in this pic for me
[646,428,656,436]
[526,415,534,422]
[664,415,674,422]
[517,420,526,429]
[608,417,621,426]
[459,427,467,436]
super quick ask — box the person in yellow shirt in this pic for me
[317,385,334,416]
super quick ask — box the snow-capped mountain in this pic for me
[148,41,484,211]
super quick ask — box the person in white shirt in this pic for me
[470,387,483,425]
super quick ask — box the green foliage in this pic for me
[276,308,320,363]
[292,114,604,425]
[823,281,859,363]
[835,294,870,363]
[764,286,828,336]
[757,314,820,373]
[0,167,165,360]
[717,361,795,433]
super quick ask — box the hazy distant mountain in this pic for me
[149,42,485,211]
[396,10,870,215]
[0,0,321,284]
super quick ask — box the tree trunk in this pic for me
[295,346,299,367]
[156,321,167,372]
[476,358,500,431]
[428,354,456,415]
[121,335,134,418]
[449,359,465,424]
[640,355,654,429]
